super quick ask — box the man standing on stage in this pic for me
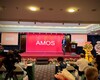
[62,36,67,55]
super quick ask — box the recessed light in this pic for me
[67,8,78,13]
[28,6,39,11]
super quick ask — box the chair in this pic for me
[0,65,6,74]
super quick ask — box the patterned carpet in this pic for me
[35,64,55,80]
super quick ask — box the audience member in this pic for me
[75,53,89,76]
[85,66,99,80]
[3,50,16,71]
[2,50,27,80]
[56,57,67,73]
[13,49,21,62]
[69,53,89,79]
[96,54,100,72]
[54,68,75,80]
[0,44,6,57]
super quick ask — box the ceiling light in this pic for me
[67,8,78,13]
[28,6,39,11]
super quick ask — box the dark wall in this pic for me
[87,35,100,45]
[20,34,26,52]
[87,35,100,57]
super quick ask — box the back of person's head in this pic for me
[57,57,64,62]
[80,53,85,58]
[7,50,14,55]
[85,66,98,80]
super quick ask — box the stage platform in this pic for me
[20,52,80,59]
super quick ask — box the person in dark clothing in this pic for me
[0,44,7,57]
[3,50,16,71]
[3,49,22,80]
[13,49,21,62]
[96,54,100,72]
[55,57,67,73]
[62,37,67,55]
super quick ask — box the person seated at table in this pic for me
[55,57,67,73]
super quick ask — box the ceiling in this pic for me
[0,0,100,34]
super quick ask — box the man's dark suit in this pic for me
[62,38,67,55]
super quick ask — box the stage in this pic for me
[20,52,80,59]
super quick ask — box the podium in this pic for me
[71,43,77,53]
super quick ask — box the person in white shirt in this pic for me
[75,53,89,76]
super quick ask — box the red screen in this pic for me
[26,34,64,52]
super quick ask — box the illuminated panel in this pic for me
[1,32,18,45]
[71,34,87,46]
[26,34,64,52]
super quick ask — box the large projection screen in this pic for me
[71,34,87,46]
[26,34,64,52]
[1,32,18,45]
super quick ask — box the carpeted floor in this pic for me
[35,64,55,80]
